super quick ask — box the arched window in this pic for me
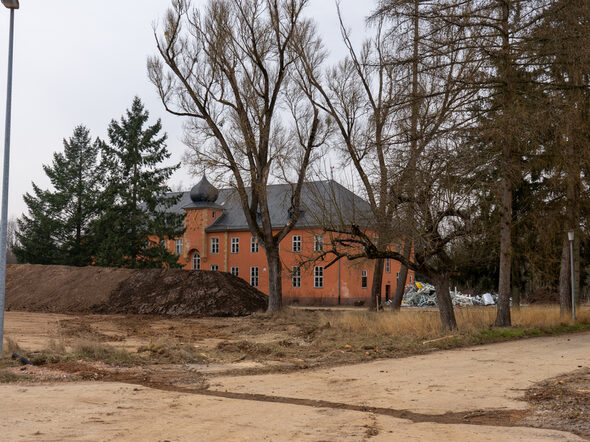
[192,252,201,270]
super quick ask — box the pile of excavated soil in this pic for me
[98,268,268,317]
[5,264,133,313]
[5,264,267,317]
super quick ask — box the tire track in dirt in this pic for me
[56,362,530,430]
[133,380,590,439]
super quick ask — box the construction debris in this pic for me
[389,282,498,308]
[12,352,32,366]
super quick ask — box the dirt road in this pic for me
[210,332,590,414]
[1,332,588,440]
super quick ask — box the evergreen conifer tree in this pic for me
[13,184,61,264]
[93,97,183,268]
[14,126,101,265]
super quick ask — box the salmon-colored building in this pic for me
[161,177,412,305]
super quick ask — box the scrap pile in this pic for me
[397,282,497,307]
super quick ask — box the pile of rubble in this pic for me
[397,282,497,308]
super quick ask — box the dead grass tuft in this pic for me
[216,340,289,359]
[2,336,23,356]
[70,340,134,365]
[137,339,208,364]
[0,369,28,383]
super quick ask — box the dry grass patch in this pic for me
[323,305,590,339]
[2,336,24,357]
[137,339,209,364]
[1,307,589,376]
[71,340,135,365]
[513,305,590,327]
[0,370,28,383]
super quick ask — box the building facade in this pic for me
[161,176,413,306]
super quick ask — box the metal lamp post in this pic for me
[567,230,575,322]
[0,0,19,356]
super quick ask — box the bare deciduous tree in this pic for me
[148,0,328,312]
[302,0,482,329]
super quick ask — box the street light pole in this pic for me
[0,0,19,356]
[567,230,576,322]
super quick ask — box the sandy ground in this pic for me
[0,382,582,442]
[210,332,590,414]
[1,327,588,440]
[0,333,590,441]
[3,312,68,351]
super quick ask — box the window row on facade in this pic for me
[169,238,404,263]
[183,245,411,287]
[188,264,328,289]
[170,234,326,256]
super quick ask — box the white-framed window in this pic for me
[192,252,200,270]
[292,266,301,288]
[160,239,167,249]
[210,237,219,254]
[250,266,259,287]
[175,239,183,255]
[231,266,239,277]
[314,234,323,252]
[314,266,324,288]
[231,237,239,254]
[410,275,413,283]
[210,264,219,271]
[292,235,301,252]
[361,270,368,288]
[251,236,259,253]
[396,271,400,281]
[385,258,391,273]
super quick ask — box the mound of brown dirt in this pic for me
[527,287,559,304]
[5,264,267,317]
[98,269,268,317]
[6,264,134,313]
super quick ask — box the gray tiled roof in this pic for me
[165,180,372,232]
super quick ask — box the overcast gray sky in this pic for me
[0,0,374,219]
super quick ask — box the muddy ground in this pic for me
[1,311,589,440]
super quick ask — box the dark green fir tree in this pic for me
[14,125,101,265]
[13,184,61,264]
[93,97,184,268]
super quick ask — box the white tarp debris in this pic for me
[389,282,498,308]
[481,293,495,305]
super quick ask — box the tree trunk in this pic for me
[432,273,457,331]
[559,237,572,318]
[574,234,580,308]
[511,285,520,311]
[494,0,513,328]
[495,177,512,327]
[266,245,283,313]
[370,258,384,311]
[391,242,412,311]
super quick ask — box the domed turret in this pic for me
[190,175,219,203]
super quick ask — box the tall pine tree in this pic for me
[93,97,183,268]
[14,125,101,265]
